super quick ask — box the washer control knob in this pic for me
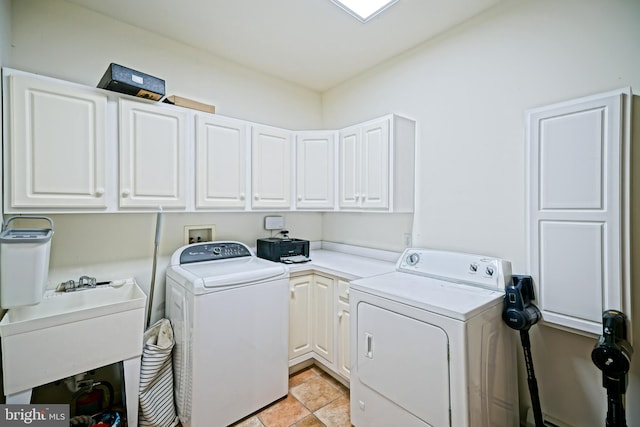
[406,252,420,266]
[485,266,495,276]
[469,263,478,272]
[212,247,222,255]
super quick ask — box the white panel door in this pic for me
[251,125,291,209]
[7,73,107,209]
[338,126,360,208]
[119,99,188,208]
[195,114,247,209]
[360,118,390,209]
[527,90,629,334]
[296,132,335,209]
[289,275,313,359]
[312,274,334,363]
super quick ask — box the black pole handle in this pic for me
[520,330,545,427]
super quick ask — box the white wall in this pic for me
[323,0,640,425]
[9,0,322,129]
[46,212,323,268]
[0,0,8,68]
[322,212,413,252]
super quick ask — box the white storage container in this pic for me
[0,216,54,308]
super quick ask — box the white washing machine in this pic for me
[350,248,519,427]
[165,241,289,427]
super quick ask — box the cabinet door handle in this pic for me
[254,193,260,200]
[337,311,343,319]
[239,193,245,201]
[365,333,373,358]
[290,287,295,297]
[95,188,105,197]
[122,189,130,198]
[297,195,302,201]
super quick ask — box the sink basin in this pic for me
[0,278,146,395]
[1,278,146,335]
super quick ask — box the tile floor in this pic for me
[232,365,351,427]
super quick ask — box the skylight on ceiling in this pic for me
[330,0,399,23]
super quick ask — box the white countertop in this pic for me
[287,242,400,280]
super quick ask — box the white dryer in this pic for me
[165,241,289,427]
[350,248,518,427]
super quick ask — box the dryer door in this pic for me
[357,302,451,426]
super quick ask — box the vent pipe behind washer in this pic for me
[146,208,163,329]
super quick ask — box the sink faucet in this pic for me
[56,276,98,292]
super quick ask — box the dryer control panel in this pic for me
[178,241,252,264]
[397,248,512,291]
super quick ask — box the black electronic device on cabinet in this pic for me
[256,237,310,264]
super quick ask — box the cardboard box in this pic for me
[163,95,215,113]
[98,63,165,101]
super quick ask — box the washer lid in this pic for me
[350,271,504,321]
[169,256,288,291]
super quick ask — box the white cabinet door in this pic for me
[195,114,247,209]
[360,119,389,209]
[312,274,334,363]
[527,89,630,335]
[336,279,350,379]
[6,73,108,209]
[338,126,361,209]
[338,118,389,210]
[119,99,188,208]
[289,274,313,359]
[251,125,291,209]
[296,131,335,209]
[338,115,413,211]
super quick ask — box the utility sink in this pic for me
[0,278,146,396]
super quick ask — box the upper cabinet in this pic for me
[2,69,416,214]
[338,115,415,212]
[195,114,248,209]
[251,125,292,209]
[526,88,632,335]
[295,131,335,210]
[4,72,108,210]
[119,99,188,209]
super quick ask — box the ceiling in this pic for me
[66,0,502,92]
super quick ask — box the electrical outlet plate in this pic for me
[184,225,216,245]
[264,216,284,230]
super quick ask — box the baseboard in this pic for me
[525,408,570,427]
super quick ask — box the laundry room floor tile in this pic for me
[231,365,352,427]
[293,414,326,426]
[257,394,311,427]
[314,396,350,427]
[290,376,343,411]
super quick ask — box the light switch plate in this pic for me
[264,216,284,230]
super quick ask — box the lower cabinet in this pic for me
[289,275,313,359]
[288,273,350,381]
[311,274,334,363]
